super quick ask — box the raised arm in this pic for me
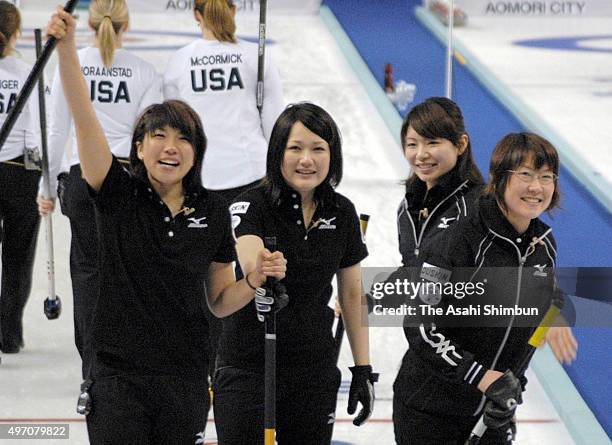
[47,7,111,191]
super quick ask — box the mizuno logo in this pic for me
[438,216,456,229]
[420,324,462,366]
[194,431,206,444]
[188,216,208,228]
[533,264,547,277]
[316,217,337,230]
[327,412,336,424]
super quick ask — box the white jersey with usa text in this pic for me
[163,38,284,190]
[0,55,41,163]
[45,47,162,197]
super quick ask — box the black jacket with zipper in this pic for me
[396,194,559,417]
[380,170,483,312]
[397,169,483,268]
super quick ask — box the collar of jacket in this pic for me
[135,175,207,207]
[404,167,466,210]
[478,194,551,242]
[275,182,338,211]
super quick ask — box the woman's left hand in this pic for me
[546,326,578,364]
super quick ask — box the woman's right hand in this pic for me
[47,6,77,46]
[37,195,55,216]
[546,326,578,364]
[250,248,287,288]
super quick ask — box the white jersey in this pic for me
[163,38,284,190]
[46,47,162,197]
[0,55,41,163]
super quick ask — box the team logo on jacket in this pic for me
[316,217,337,230]
[230,201,250,215]
[187,216,208,228]
[533,264,548,277]
[419,324,463,366]
[437,216,456,229]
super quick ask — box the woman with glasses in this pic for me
[394,132,573,444]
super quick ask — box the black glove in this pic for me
[347,365,379,426]
[255,282,289,322]
[483,370,522,430]
[505,418,517,443]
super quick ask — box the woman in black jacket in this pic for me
[394,132,564,444]
[396,97,484,267]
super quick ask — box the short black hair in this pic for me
[264,102,343,204]
[129,100,206,192]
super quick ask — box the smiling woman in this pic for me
[128,101,204,213]
[215,102,377,445]
[485,132,561,234]
[36,0,163,384]
[392,131,574,445]
[45,6,286,444]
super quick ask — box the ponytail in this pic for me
[96,16,116,67]
[195,0,237,43]
[0,0,21,58]
[88,0,129,67]
[0,31,7,58]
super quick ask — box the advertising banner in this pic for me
[448,0,612,17]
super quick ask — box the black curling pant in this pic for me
[213,364,341,445]
[393,402,515,444]
[86,374,210,445]
[0,159,41,352]
[393,374,515,444]
[58,165,98,377]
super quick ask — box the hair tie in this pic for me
[103,14,111,19]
